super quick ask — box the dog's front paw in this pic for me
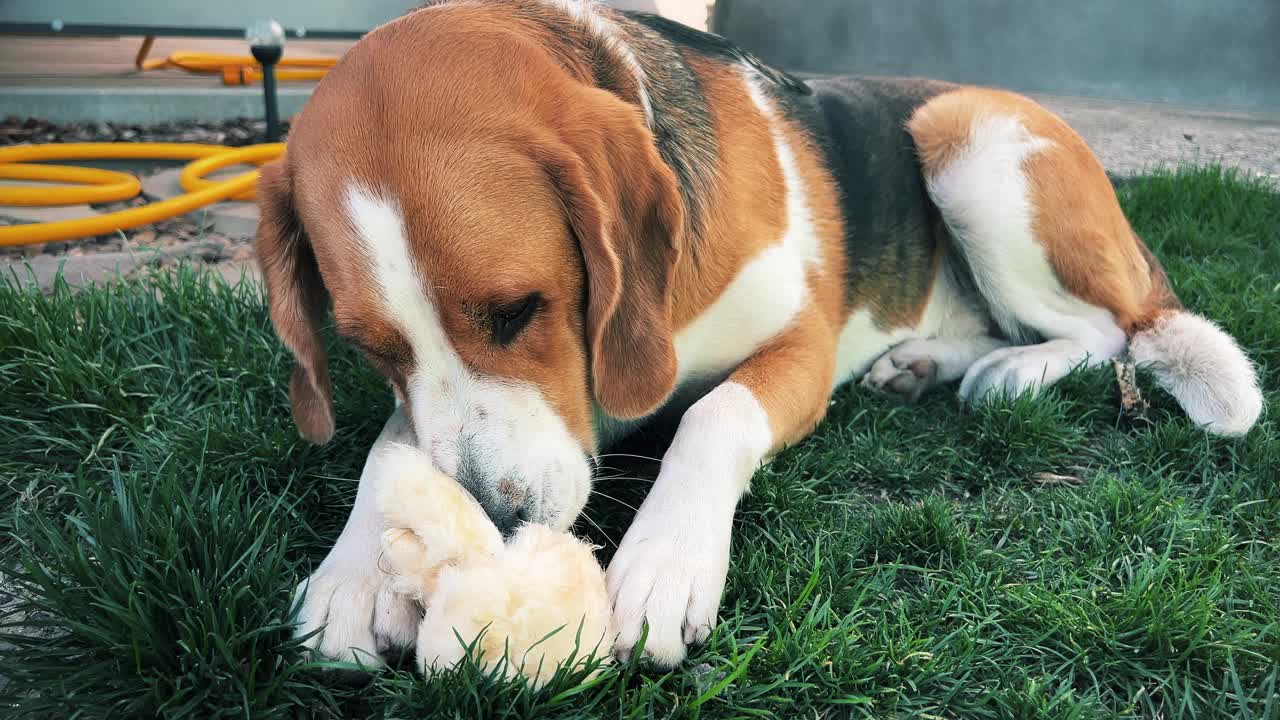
[293,557,419,665]
[606,513,730,669]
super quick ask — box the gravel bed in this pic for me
[1035,95,1280,179]
[1,115,289,147]
[1,202,254,266]
[2,117,275,264]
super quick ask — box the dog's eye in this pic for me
[491,293,541,346]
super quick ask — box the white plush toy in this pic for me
[374,444,612,686]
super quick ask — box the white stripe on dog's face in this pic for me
[345,185,591,532]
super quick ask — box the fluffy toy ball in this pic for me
[375,444,612,686]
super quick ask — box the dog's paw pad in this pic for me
[862,344,939,403]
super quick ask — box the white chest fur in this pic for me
[593,68,821,445]
[672,68,823,385]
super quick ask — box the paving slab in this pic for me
[4,247,259,293]
[0,178,96,223]
[0,203,97,224]
[141,165,261,237]
[0,36,348,123]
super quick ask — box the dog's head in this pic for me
[255,7,684,530]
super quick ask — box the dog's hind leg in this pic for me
[909,87,1262,434]
[906,88,1145,404]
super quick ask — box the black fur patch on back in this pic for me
[616,12,813,253]
[494,3,717,240]
[614,13,718,243]
[794,76,956,323]
[626,13,811,97]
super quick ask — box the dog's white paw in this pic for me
[373,584,422,652]
[606,507,730,668]
[958,340,1087,404]
[293,558,419,665]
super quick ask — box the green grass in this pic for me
[1,165,1277,718]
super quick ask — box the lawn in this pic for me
[1,166,1277,719]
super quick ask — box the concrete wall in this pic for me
[1,0,705,37]
[0,0,420,37]
[610,0,708,30]
[712,0,1280,112]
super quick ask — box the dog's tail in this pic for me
[1128,309,1263,436]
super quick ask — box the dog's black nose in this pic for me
[484,503,529,537]
[454,446,534,536]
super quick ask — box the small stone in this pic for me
[690,663,726,694]
[131,229,157,245]
[1031,472,1084,486]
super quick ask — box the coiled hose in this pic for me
[0,143,283,246]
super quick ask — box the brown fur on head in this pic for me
[253,3,684,527]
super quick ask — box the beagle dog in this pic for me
[257,0,1263,668]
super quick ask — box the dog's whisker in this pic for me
[590,467,658,482]
[593,467,653,479]
[594,474,657,485]
[577,512,617,549]
[589,489,641,513]
[592,462,659,476]
[591,464,650,475]
[593,452,664,464]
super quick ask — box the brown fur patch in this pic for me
[774,114,847,331]
[254,159,335,443]
[728,307,835,448]
[677,65,846,449]
[665,57,785,326]
[908,87,1178,333]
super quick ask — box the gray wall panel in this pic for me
[712,0,1280,111]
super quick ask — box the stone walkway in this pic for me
[1037,94,1280,179]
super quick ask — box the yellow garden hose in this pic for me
[0,143,284,247]
[0,163,141,206]
[178,144,285,199]
[140,49,336,86]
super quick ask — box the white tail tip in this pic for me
[1129,311,1263,436]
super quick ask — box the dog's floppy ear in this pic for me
[255,158,335,443]
[532,88,685,420]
